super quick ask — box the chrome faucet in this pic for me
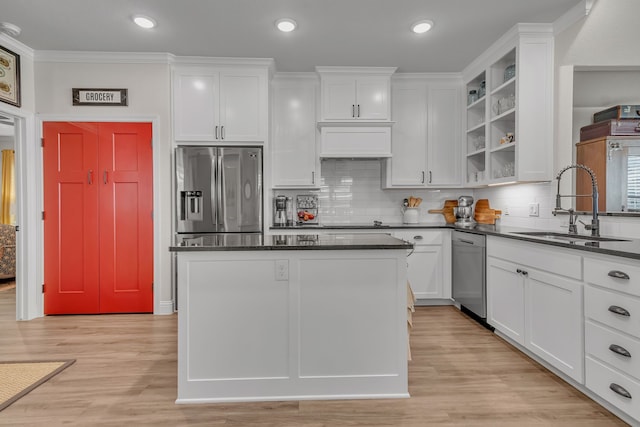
[553,164,599,237]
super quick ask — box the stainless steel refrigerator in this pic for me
[175,146,263,238]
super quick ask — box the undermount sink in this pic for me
[512,231,630,243]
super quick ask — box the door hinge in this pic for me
[42,284,45,293]
[42,211,45,220]
[150,139,153,149]
[150,210,153,220]
[41,138,45,148]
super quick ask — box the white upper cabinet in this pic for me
[383,77,462,188]
[173,62,270,142]
[271,74,320,188]
[462,24,553,186]
[317,67,396,121]
[427,83,462,187]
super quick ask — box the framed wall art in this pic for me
[0,45,20,107]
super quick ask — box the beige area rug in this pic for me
[0,360,75,411]
[0,281,15,292]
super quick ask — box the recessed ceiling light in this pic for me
[276,18,297,33]
[132,15,156,29]
[411,20,434,34]
[0,22,21,37]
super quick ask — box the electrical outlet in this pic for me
[528,203,539,217]
[504,206,510,215]
[275,260,289,281]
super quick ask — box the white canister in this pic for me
[402,207,419,224]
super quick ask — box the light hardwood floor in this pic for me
[0,288,626,426]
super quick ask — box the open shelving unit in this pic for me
[462,24,554,186]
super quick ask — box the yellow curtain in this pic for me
[1,149,15,225]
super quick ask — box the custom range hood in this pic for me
[318,122,394,158]
[316,66,396,159]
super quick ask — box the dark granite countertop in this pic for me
[170,232,413,252]
[270,223,640,260]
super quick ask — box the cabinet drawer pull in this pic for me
[609,344,632,358]
[413,235,423,240]
[221,126,225,140]
[352,104,355,118]
[609,383,632,399]
[608,305,631,317]
[608,270,630,280]
[357,104,360,117]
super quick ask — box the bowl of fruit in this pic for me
[297,210,316,223]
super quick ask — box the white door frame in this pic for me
[0,105,36,320]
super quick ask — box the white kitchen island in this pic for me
[171,233,412,403]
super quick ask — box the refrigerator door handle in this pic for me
[211,149,218,227]
[217,150,225,231]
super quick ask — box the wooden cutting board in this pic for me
[474,199,502,224]
[428,200,458,224]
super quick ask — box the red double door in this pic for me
[43,122,153,314]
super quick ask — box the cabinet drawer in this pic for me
[586,356,640,421]
[585,285,640,339]
[586,320,640,380]
[393,230,443,245]
[584,255,640,297]
[487,237,582,280]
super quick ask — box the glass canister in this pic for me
[504,64,516,82]
[467,90,478,105]
[477,80,486,98]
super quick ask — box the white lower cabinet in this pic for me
[583,254,640,424]
[487,257,525,345]
[393,230,451,301]
[487,237,584,383]
[525,268,583,382]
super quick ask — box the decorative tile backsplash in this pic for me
[274,159,463,225]
[272,159,640,237]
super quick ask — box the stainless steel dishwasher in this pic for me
[452,230,488,323]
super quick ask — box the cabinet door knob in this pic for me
[609,344,632,358]
[609,383,632,399]
[608,305,631,317]
[608,270,630,280]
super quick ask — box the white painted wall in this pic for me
[34,59,173,313]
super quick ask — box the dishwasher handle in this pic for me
[458,238,476,245]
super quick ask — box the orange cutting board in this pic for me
[428,200,458,224]
[474,199,502,224]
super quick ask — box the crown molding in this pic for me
[34,50,173,64]
[172,56,275,69]
[0,34,34,59]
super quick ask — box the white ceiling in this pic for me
[1,0,582,73]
